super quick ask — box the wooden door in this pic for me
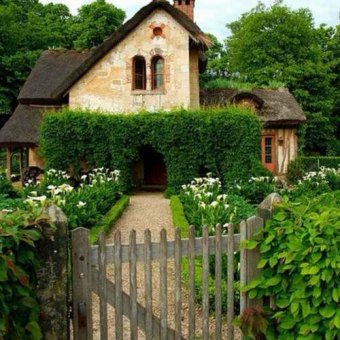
[261,135,276,173]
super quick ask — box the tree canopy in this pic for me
[202,1,339,155]
[0,0,126,115]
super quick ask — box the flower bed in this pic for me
[24,168,122,229]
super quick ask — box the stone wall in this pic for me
[70,9,199,113]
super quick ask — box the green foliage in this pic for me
[0,206,46,339]
[68,0,125,49]
[243,192,340,339]
[202,78,286,90]
[39,108,263,192]
[170,196,189,236]
[180,175,254,234]
[0,173,18,198]
[301,156,340,172]
[201,2,338,155]
[286,159,305,184]
[89,195,130,244]
[0,0,125,114]
[229,176,276,205]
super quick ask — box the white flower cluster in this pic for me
[46,169,70,180]
[298,166,339,186]
[249,176,274,183]
[80,168,120,186]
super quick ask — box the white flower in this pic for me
[77,201,87,209]
[199,202,206,209]
[47,185,56,190]
[31,195,47,202]
[210,201,218,208]
[30,191,38,197]
[81,175,87,181]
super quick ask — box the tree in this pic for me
[68,0,126,49]
[223,1,338,155]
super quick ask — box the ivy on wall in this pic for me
[39,108,264,191]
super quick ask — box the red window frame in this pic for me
[261,135,276,173]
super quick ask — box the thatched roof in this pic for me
[0,105,46,146]
[18,50,92,105]
[200,88,306,126]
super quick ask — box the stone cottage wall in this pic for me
[69,9,198,113]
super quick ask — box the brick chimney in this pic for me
[173,0,195,21]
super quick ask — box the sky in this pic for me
[40,0,339,41]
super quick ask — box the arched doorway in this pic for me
[133,146,167,189]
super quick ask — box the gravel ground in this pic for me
[92,192,241,339]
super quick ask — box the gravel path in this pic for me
[92,192,241,339]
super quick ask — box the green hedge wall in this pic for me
[40,108,263,191]
[301,156,340,172]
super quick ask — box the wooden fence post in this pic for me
[72,227,93,340]
[240,216,264,314]
[256,193,283,222]
[35,204,69,340]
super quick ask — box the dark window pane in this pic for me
[265,155,272,163]
[265,137,272,146]
[134,57,146,90]
[152,57,164,90]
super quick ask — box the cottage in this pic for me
[0,0,305,182]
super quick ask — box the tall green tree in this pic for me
[215,1,338,155]
[0,0,125,115]
[67,0,126,49]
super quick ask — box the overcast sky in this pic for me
[40,0,339,41]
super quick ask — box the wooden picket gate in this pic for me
[71,216,263,340]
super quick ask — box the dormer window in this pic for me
[151,56,164,90]
[133,56,146,90]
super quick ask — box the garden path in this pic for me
[92,191,241,339]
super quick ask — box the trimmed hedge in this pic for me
[89,195,130,244]
[40,108,263,192]
[301,156,340,172]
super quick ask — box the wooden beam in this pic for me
[6,148,12,181]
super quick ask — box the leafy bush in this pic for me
[25,168,122,229]
[286,159,305,184]
[243,192,340,339]
[285,166,340,199]
[180,174,254,235]
[89,195,130,244]
[40,108,263,192]
[0,173,18,198]
[301,156,340,172]
[0,206,46,339]
[229,176,276,205]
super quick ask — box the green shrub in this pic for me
[286,159,305,184]
[0,173,17,198]
[40,108,263,192]
[0,206,46,339]
[242,192,340,339]
[285,166,340,199]
[229,176,276,205]
[301,156,340,172]
[90,195,130,244]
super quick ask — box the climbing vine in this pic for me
[40,107,264,191]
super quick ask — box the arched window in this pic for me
[151,56,164,90]
[133,56,146,90]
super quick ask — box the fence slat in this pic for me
[129,230,137,340]
[72,227,93,340]
[144,229,153,339]
[202,226,209,340]
[160,229,168,340]
[188,226,196,340]
[114,231,123,340]
[174,228,182,340]
[227,224,234,340]
[98,233,108,340]
[215,224,222,340]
